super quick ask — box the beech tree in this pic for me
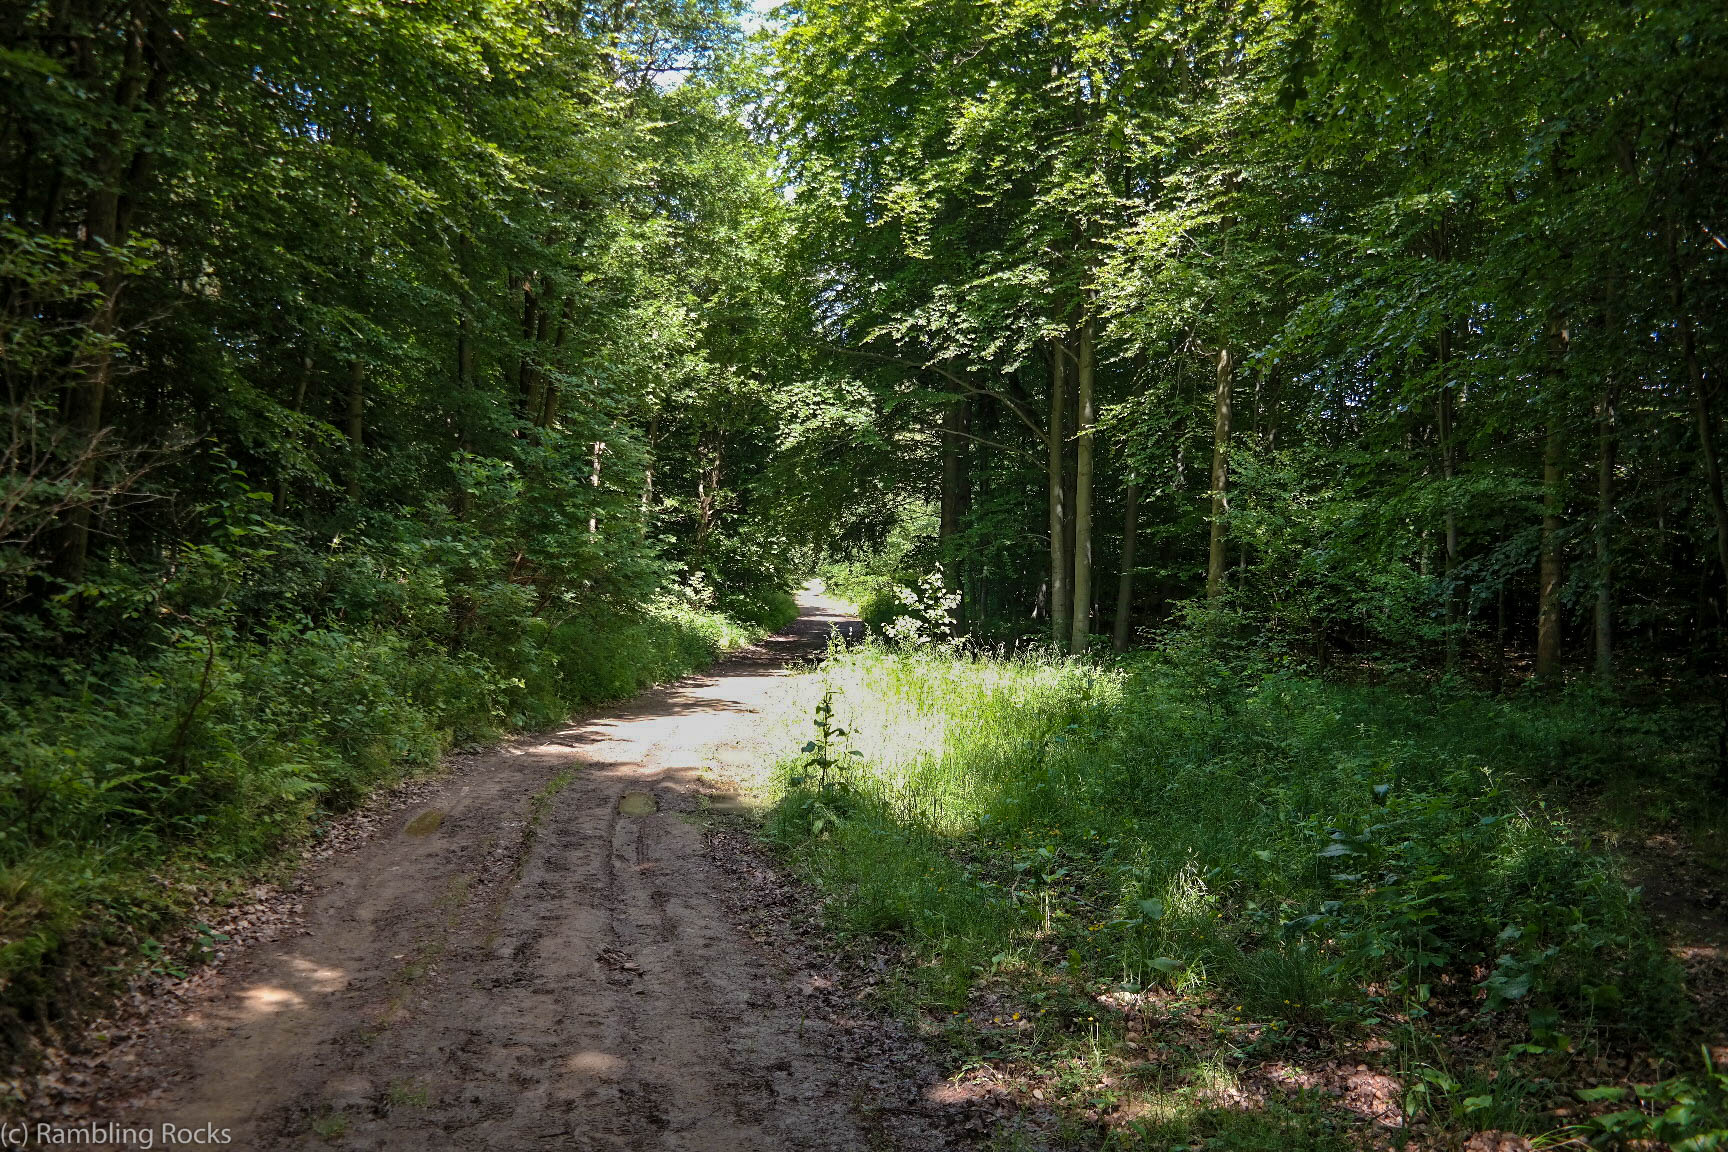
[771,0,1725,677]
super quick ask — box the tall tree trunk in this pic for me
[1112,480,1140,654]
[1688,351,1728,608]
[940,393,967,605]
[695,431,722,556]
[1696,417,1728,795]
[1535,314,1568,681]
[1669,226,1728,611]
[274,349,314,516]
[453,235,477,519]
[1048,338,1072,649]
[1437,327,1460,667]
[51,290,121,583]
[345,359,365,502]
[50,14,163,584]
[454,309,476,519]
[456,234,477,392]
[538,301,570,428]
[1062,424,1077,615]
[1594,378,1617,683]
[589,440,604,534]
[1069,320,1097,654]
[1261,363,1283,454]
[1536,424,1565,682]
[525,295,552,423]
[1206,346,1233,600]
[515,274,536,418]
[641,414,657,538]
[1494,585,1508,692]
[457,313,475,388]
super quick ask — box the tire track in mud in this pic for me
[111,594,944,1151]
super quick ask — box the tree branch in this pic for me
[822,342,1049,446]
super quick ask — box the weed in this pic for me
[310,1111,348,1142]
[385,1079,429,1110]
[775,691,863,840]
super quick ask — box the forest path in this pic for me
[124,592,888,1151]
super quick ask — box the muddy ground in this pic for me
[75,593,983,1151]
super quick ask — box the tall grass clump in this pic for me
[768,636,1693,1060]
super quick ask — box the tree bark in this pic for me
[454,235,476,519]
[345,359,365,502]
[1669,225,1728,612]
[1206,346,1233,600]
[457,313,475,389]
[457,235,477,392]
[1687,335,1728,609]
[1048,338,1072,649]
[49,12,167,584]
[515,274,537,418]
[1494,585,1507,692]
[1437,327,1460,667]
[1594,377,1617,683]
[641,414,657,537]
[1261,363,1283,455]
[274,349,314,516]
[695,431,722,555]
[539,300,570,428]
[940,393,967,605]
[1112,480,1140,654]
[589,440,604,534]
[525,294,552,422]
[1070,318,1097,654]
[1536,423,1565,682]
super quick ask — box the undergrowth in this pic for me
[766,635,1716,1147]
[0,588,791,1070]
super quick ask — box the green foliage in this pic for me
[768,640,1696,1081]
[816,503,941,634]
[773,690,864,840]
[1573,1049,1728,1150]
[0,581,765,1053]
[769,0,1728,681]
[0,0,814,1065]
[879,571,962,647]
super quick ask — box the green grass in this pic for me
[766,637,1712,1146]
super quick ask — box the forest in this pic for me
[2,0,1725,1147]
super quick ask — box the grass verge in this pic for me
[765,636,1722,1148]
[0,594,794,1078]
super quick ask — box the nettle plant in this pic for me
[786,690,862,838]
[1293,770,1668,1033]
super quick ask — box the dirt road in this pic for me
[121,593,912,1150]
